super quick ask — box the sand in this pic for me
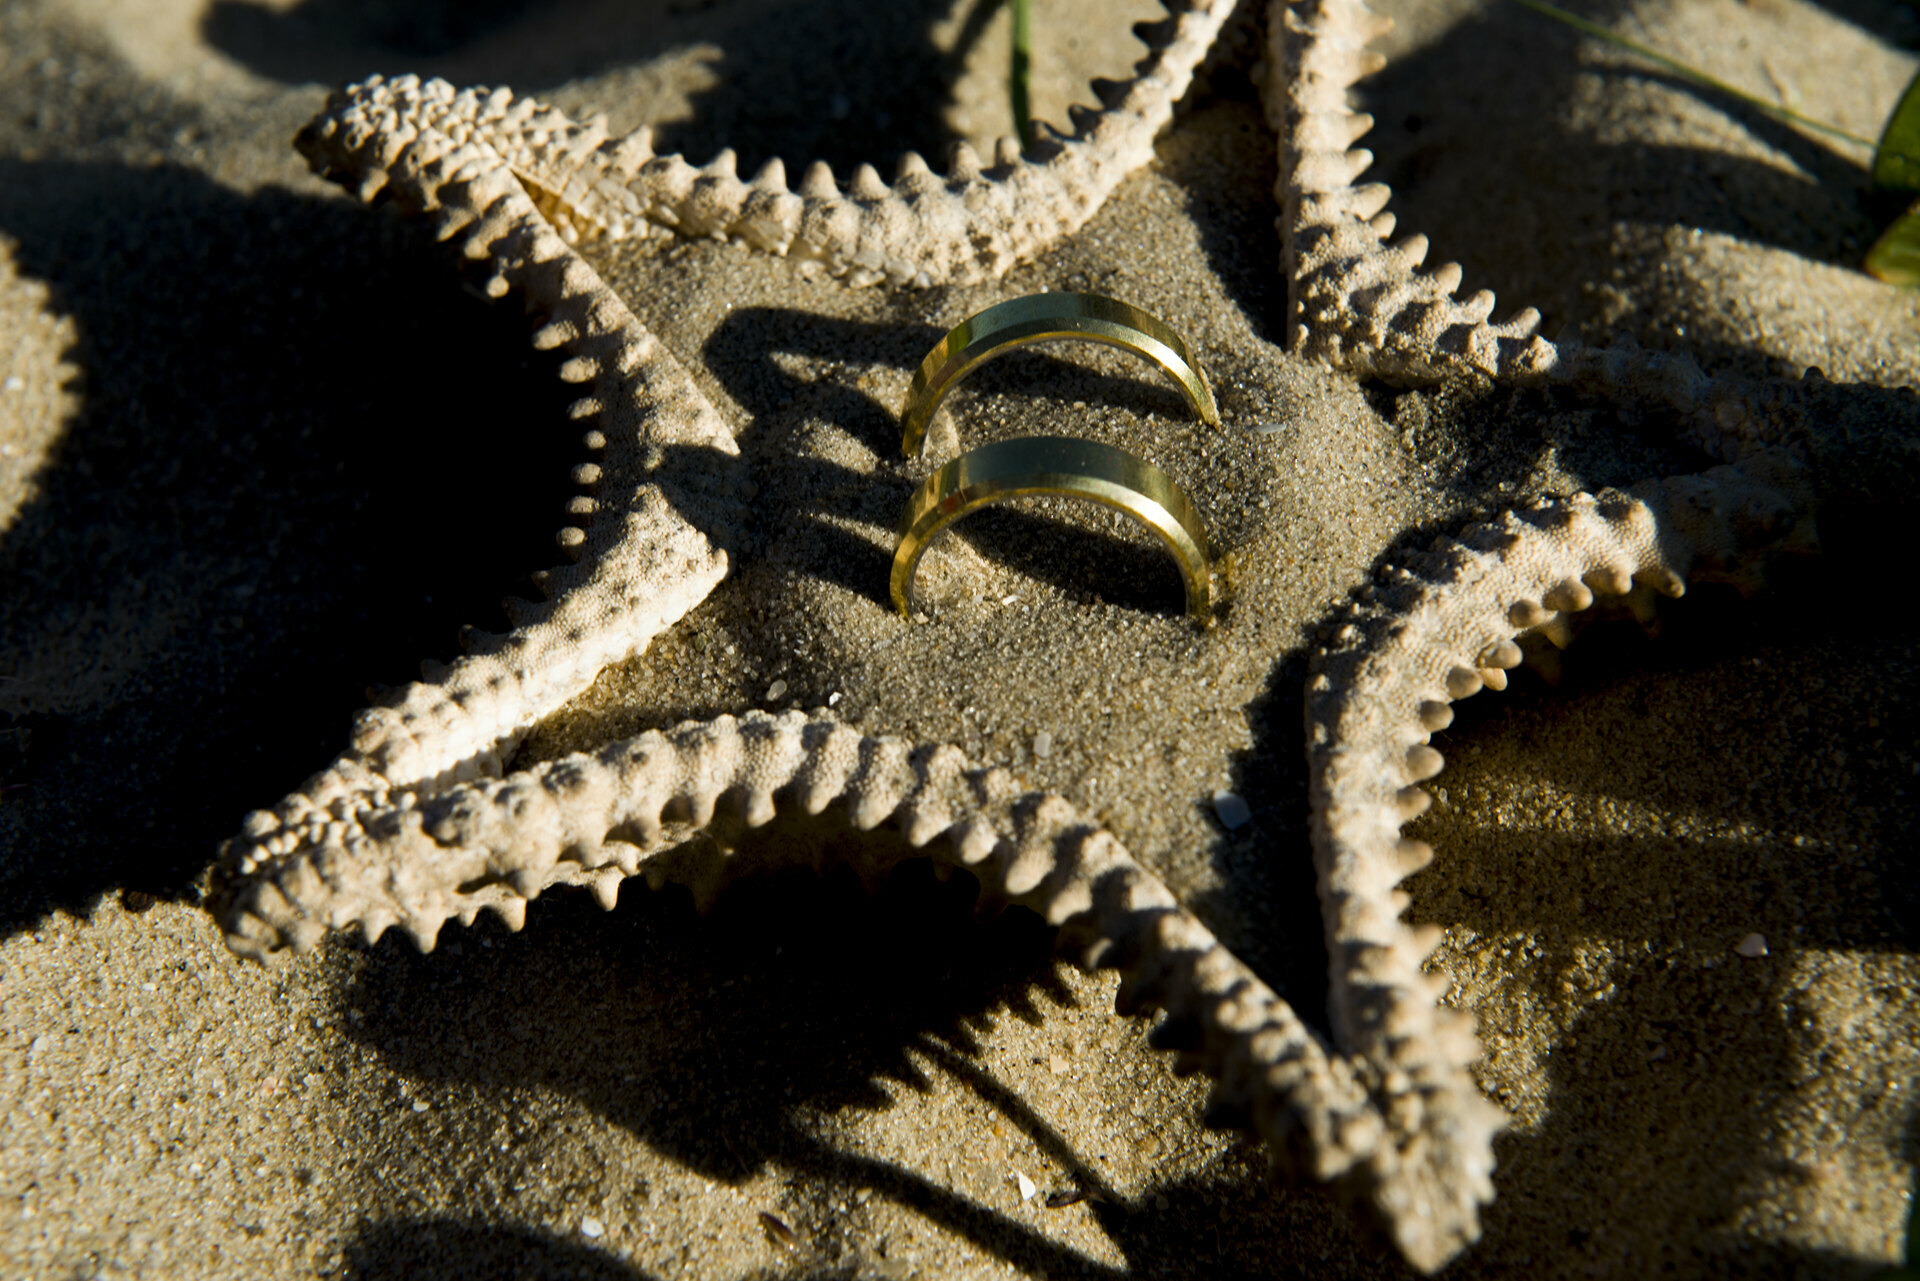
[2,0,1918,1277]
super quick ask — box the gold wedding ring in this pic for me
[890,436,1214,624]
[898,293,1220,458]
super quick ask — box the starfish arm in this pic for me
[306,0,1235,291]
[1304,458,1812,1270]
[213,11,1920,1275]
[217,708,1396,1187]
[284,79,745,806]
[1267,0,1539,373]
[1267,0,1794,429]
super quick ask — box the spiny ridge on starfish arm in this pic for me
[291,83,750,805]
[1303,455,1815,1270]
[256,0,1246,936]
[229,0,1920,1272]
[299,0,1234,290]
[1269,0,1544,380]
[1265,0,1877,441]
[216,709,1400,1190]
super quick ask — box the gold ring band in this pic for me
[890,436,1214,624]
[899,293,1220,458]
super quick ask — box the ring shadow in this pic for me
[12,5,1914,1273]
[698,305,1213,618]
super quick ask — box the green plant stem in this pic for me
[1507,0,1878,151]
[1011,0,1034,149]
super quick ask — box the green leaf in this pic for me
[1874,67,1920,194]
[1010,0,1033,150]
[1865,196,1920,286]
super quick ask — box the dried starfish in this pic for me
[214,0,1918,1271]
[1273,0,1914,1263]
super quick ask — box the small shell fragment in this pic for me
[1212,790,1251,830]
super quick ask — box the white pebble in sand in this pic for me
[580,1217,605,1239]
[1032,730,1053,759]
[1736,932,1769,958]
[765,679,788,701]
[1212,790,1251,830]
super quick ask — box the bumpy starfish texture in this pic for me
[1268,0,1853,449]
[1299,453,1821,1263]
[283,76,747,808]
[1264,0,1915,1263]
[1291,372,1918,1267]
[235,0,1246,946]
[215,0,1919,1272]
[231,706,1385,1182]
[348,0,1236,288]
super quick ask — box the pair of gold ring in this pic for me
[889,293,1219,624]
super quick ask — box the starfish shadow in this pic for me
[1151,69,1290,350]
[330,848,1416,1278]
[202,0,1003,176]
[639,0,985,176]
[1414,503,1920,888]
[341,1217,661,1280]
[1187,381,1704,1031]
[1359,0,1890,349]
[203,0,544,64]
[1377,541,1920,1272]
[1479,941,1919,1275]
[0,158,580,937]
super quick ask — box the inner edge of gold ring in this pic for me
[898,293,1220,459]
[890,436,1214,625]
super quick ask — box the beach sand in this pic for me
[2,0,1919,1276]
